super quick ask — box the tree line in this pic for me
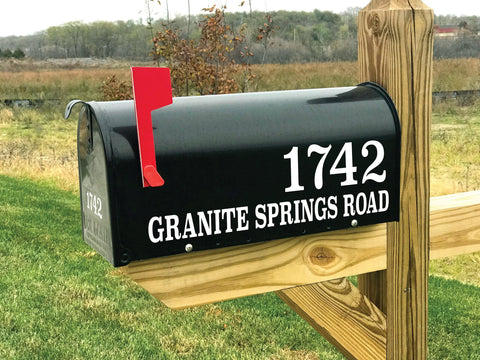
[0,48,25,59]
[0,9,479,63]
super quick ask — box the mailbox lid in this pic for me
[154,84,398,155]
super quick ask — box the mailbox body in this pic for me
[76,83,400,267]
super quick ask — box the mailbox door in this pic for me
[77,106,123,266]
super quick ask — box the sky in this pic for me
[1,0,479,37]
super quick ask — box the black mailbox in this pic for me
[67,82,400,267]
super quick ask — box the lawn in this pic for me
[1,175,480,359]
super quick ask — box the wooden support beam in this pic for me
[429,192,480,260]
[357,270,387,314]
[357,1,434,358]
[278,191,480,360]
[122,191,480,310]
[277,278,386,360]
[123,223,387,310]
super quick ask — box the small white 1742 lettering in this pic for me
[85,191,103,219]
[284,140,386,193]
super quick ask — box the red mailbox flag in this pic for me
[131,67,173,188]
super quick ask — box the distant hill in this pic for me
[0,10,478,63]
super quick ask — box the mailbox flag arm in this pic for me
[131,67,173,188]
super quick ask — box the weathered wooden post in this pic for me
[279,1,433,359]
[357,0,434,359]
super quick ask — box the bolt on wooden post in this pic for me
[357,1,434,359]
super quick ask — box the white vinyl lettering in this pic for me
[164,215,181,241]
[362,140,387,183]
[284,146,305,192]
[237,206,249,231]
[182,213,197,239]
[283,140,387,192]
[328,196,338,219]
[343,194,355,217]
[343,191,390,217]
[148,216,164,243]
[355,192,367,216]
[330,142,358,186]
[85,191,103,219]
[145,140,392,246]
[314,197,327,221]
[307,144,332,190]
[379,190,390,212]
[279,201,293,225]
[222,208,236,233]
[267,203,279,228]
[197,210,213,237]
[255,204,267,229]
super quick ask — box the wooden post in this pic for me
[357,1,433,359]
[277,278,387,360]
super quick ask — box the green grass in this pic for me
[1,174,480,359]
[429,277,480,360]
[0,175,342,359]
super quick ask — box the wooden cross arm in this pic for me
[122,191,480,310]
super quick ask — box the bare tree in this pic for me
[165,0,170,23]
[187,0,191,37]
[146,0,160,65]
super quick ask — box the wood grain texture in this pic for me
[430,191,480,260]
[277,278,386,360]
[122,191,480,310]
[357,270,387,314]
[358,1,433,358]
[123,223,387,309]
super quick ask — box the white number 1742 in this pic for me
[284,140,386,193]
[86,191,103,219]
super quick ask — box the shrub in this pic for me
[101,74,133,101]
[151,5,255,96]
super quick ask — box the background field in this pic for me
[2,58,480,194]
[1,58,480,359]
